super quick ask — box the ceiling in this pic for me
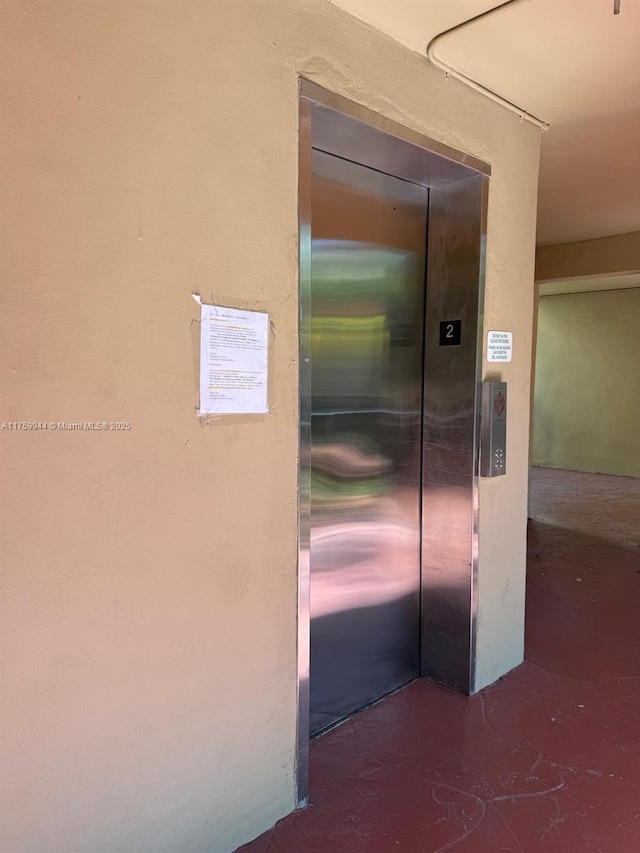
[329,0,640,246]
[539,271,640,296]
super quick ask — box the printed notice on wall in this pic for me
[487,330,513,363]
[199,304,269,414]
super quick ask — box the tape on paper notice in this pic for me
[487,330,513,363]
[199,303,269,414]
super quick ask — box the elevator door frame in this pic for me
[298,79,490,806]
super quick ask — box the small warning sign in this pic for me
[487,330,513,363]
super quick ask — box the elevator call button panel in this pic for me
[481,381,507,477]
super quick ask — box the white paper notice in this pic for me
[199,304,269,414]
[487,330,513,363]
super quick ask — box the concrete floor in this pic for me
[239,468,640,852]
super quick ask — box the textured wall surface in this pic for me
[535,231,640,282]
[1,1,539,850]
[533,289,640,477]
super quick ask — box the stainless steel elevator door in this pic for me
[309,150,428,735]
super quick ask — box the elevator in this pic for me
[298,80,489,801]
[309,152,427,734]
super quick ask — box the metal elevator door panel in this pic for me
[310,150,428,735]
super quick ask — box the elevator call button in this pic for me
[481,381,507,477]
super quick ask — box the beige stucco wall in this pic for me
[535,231,640,282]
[532,289,640,477]
[1,1,540,850]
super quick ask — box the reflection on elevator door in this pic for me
[309,150,428,735]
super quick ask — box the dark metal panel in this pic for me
[421,175,486,693]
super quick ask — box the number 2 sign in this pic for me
[439,319,462,347]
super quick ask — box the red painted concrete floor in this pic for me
[239,468,640,852]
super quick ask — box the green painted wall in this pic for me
[532,288,640,477]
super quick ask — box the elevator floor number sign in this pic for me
[439,320,462,346]
[487,330,513,362]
